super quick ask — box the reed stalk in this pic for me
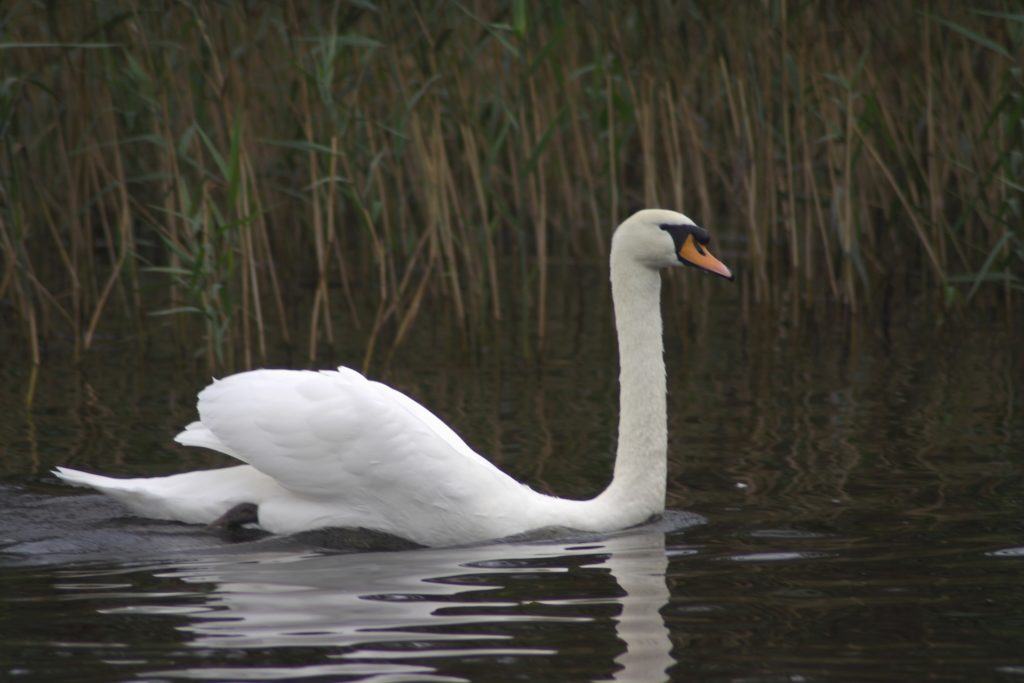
[0,1,1019,367]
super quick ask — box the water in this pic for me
[1,274,1022,682]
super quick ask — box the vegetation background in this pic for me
[2,0,1021,369]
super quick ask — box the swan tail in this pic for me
[51,466,180,521]
[53,466,126,492]
[52,465,273,525]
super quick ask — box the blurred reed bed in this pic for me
[1,1,1021,368]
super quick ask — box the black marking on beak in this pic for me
[659,222,734,281]
[659,223,710,261]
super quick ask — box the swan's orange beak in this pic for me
[679,235,733,281]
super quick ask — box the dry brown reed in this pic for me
[1,1,1020,367]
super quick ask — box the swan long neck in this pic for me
[604,251,667,518]
[519,234,672,533]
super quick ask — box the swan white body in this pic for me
[54,209,732,547]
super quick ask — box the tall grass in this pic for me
[1,1,1021,368]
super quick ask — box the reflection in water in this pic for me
[111,530,678,682]
[604,531,673,682]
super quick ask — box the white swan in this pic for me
[54,209,732,547]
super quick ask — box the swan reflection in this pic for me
[128,527,683,682]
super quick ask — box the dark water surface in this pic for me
[1,276,1022,682]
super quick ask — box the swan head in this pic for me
[612,209,733,280]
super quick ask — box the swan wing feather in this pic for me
[178,367,525,515]
[174,421,241,458]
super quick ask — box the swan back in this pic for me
[186,367,542,544]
